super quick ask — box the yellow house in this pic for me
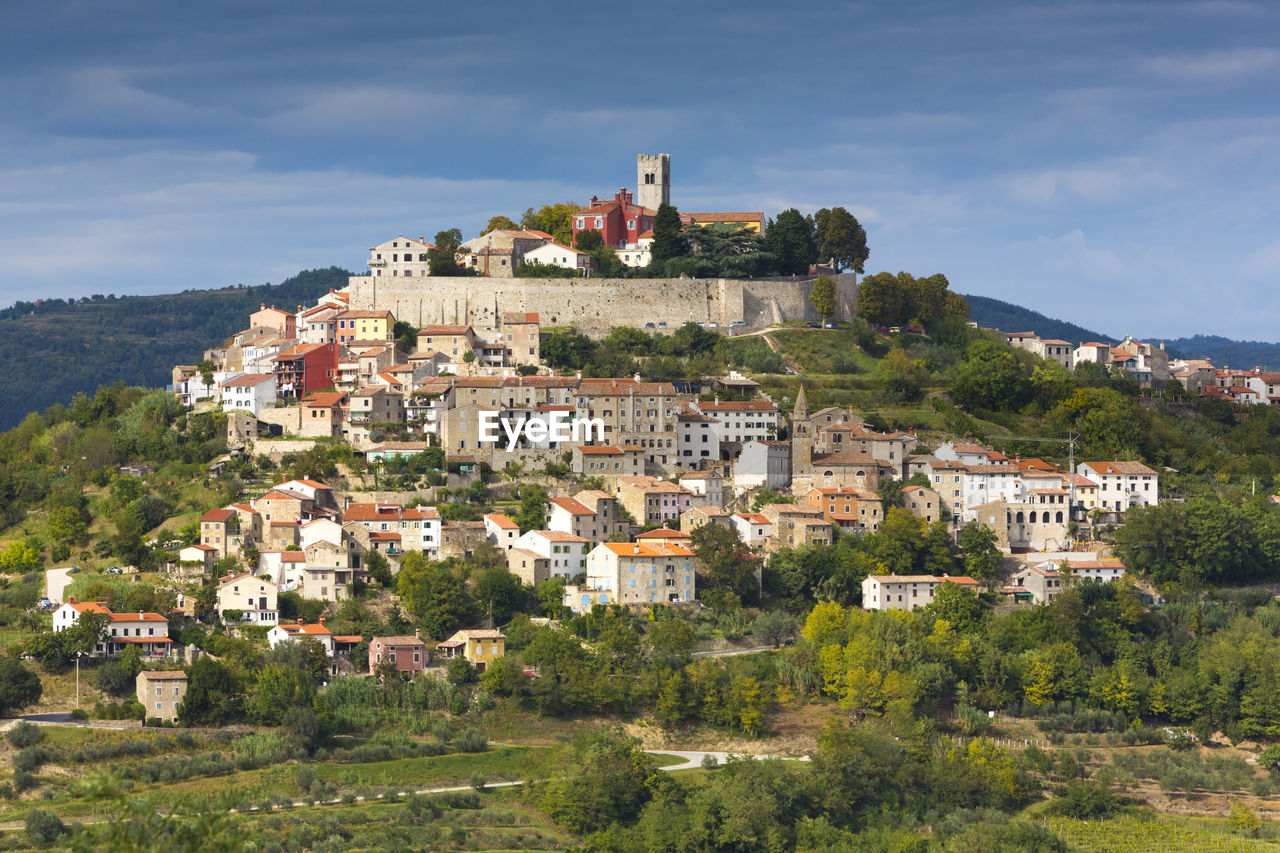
[436,628,506,672]
[335,309,395,344]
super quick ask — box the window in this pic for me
[594,217,603,228]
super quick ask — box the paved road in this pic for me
[45,567,74,604]
[647,750,810,770]
[17,713,74,724]
[691,645,777,659]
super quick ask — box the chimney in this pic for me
[68,596,76,604]
[319,617,326,625]
[260,302,267,311]
[298,618,304,626]
[414,628,421,640]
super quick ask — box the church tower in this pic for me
[637,153,670,211]
[791,384,813,479]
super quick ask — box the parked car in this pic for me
[106,566,121,574]
[805,322,821,328]
[729,321,746,327]
[645,322,655,329]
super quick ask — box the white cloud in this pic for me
[1142,47,1280,80]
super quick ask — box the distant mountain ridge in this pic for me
[962,294,1113,346]
[1154,335,1280,372]
[0,267,351,431]
[964,293,1280,371]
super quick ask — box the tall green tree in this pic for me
[959,522,1003,586]
[649,203,690,266]
[814,206,869,273]
[521,202,579,245]
[481,215,519,234]
[396,552,479,639]
[855,271,907,326]
[426,228,466,276]
[809,275,837,323]
[765,208,817,275]
[0,658,42,716]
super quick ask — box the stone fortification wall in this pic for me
[348,273,858,338]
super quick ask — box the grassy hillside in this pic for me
[0,267,351,430]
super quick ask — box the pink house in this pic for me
[369,629,428,676]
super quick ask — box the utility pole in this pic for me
[75,652,82,710]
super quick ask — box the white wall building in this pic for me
[366,235,434,279]
[219,373,278,416]
[512,530,590,579]
[861,575,980,611]
[1076,461,1159,512]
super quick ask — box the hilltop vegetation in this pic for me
[0,267,350,431]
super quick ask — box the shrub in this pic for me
[24,808,65,845]
[6,721,43,749]
[457,729,488,753]
[1046,780,1122,819]
[470,772,487,792]
[13,745,53,773]
[295,765,317,793]
[12,770,35,792]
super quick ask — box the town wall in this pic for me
[347,273,858,338]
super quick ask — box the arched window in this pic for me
[1029,511,1038,523]
[1016,511,1025,524]
[1056,511,1064,523]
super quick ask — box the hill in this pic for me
[0,267,351,430]
[1155,334,1280,372]
[962,293,1112,345]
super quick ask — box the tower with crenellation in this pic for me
[636,153,670,211]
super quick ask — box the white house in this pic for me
[1076,461,1159,512]
[692,400,779,446]
[53,599,171,657]
[219,373,278,416]
[861,575,980,611]
[733,440,791,491]
[522,242,597,273]
[483,513,520,551]
[512,530,589,579]
[215,572,279,625]
[677,408,721,464]
[730,512,774,546]
[268,620,335,655]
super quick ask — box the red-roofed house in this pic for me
[513,530,589,579]
[54,598,171,657]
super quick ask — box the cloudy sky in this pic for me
[1,0,1277,338]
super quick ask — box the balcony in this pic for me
[367,259,386,268]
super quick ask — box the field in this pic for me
[1047,815,1278,852]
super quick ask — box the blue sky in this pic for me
[1,0,1278,338]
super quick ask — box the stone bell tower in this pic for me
[637,153,670,211]
[791,384,813,479]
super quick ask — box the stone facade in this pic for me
[347,274,858,339]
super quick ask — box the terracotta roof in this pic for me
[636,528,691,539]
[600,542,695,558]
[279,552,307,562]
[681,211,765,224]
[549,496,595,517]
[418,325,473,336]
[528,530,588,543]
[867,574,979,585]
[447,628,506,640]
[221,373,276,388]
[373,634,426,646]
[577,446,623,455]
[484,514,519,529]
[303,392,347,408]
[336,309,393,320]
[138,670,187,680]
[502,312,540,324]
[201,508,236,522]
[810,451,879,466]
[734,513,771,524]
[1081,461,1157,476]
[697,401,777,412]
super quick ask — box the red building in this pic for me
[272,342,339,398]
[572,189,656,249]
[369,630,428,676]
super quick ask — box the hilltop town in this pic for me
[5,156,1280,851]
